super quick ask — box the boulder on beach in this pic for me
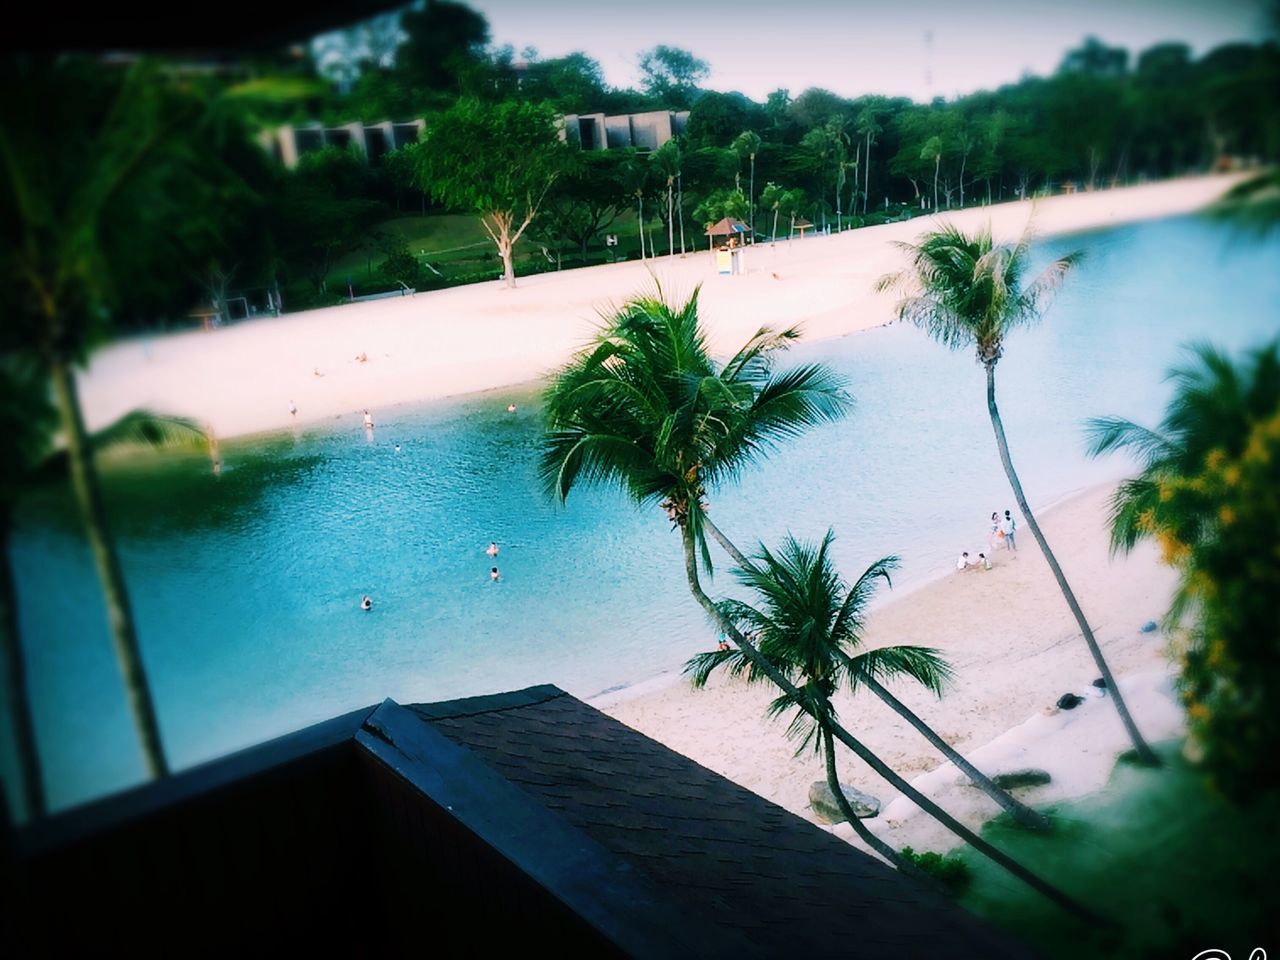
[1057,693,1085,710]
[990,768,1052,789]
[809,781,880,823]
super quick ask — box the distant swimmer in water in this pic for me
[360,595,373,611]
[394,443,401,453]
[486,542,499,557]
[490,567,500,582]
[507,403,517,413]
[363,409,374,429]
[289,400,297,416]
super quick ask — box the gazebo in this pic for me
[793,218,815,239]
[705,217,750,251]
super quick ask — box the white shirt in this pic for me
[1000,517,1015,536]
[957,554,972,570]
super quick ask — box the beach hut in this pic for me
[704,217,750,250]
[792,217,815,239]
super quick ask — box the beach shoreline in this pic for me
[78,173,1246,440]
[598,481,1182,853]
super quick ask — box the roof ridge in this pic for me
[407,683,567,721]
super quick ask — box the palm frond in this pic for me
[847,644,954,697]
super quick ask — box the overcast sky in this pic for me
[468,0,1270,102]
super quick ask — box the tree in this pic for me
[1,57,265,780]
[398,0,490,93]
[638,45,709,109]
[534,152,630,261]
[855,102,885,216]
[877,224,1159,765]
[921,135,943,211]
[760,182,785,241]
[541,290,1101,920]
[651,141,682,257]
[687,533,954,874]
[732,131,762,240]
[521,52,607,112]
[691,188,748,240]
[778,188,807,239]
[414,99,569,288]
[1086,340,1280,799]
[621,154,652,259]
[0,361,211,821]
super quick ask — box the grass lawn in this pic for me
[956,741,1279,959]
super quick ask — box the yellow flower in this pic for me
[1222,464,1242,487]
[1219,505,1237,526]
[1205,448,1227,470]
[1188,702,1210,720]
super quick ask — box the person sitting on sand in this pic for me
[717,632,731,652]
[360,595,372,611]
[978,552,992,571]
[956,551,973,571]
[490,567,500,582]
[486,542,499,557]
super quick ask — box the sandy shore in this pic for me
[599,482,1183,856]
[78,173,1245,438]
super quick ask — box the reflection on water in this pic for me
[6,215,1279,812]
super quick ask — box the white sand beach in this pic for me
[77,173,1245,439]
[600,482,1183,856]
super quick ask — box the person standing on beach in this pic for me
[1001,510,1017,551]
[363,409,374,429]
[989,511,1000,549]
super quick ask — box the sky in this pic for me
[468,0,1271,103]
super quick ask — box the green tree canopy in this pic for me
[638,45,709,108]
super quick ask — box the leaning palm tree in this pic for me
[542,288,1100,921]
[878,223,1159,765]
[2,57,265,779]
[1,354,212,818]
[687,531,955,875]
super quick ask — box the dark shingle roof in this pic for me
[411,685,1036,958]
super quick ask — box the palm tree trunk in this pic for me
[679,524,1104,924]
[0,513,45,819]
[667,181,674,257]
[864,134,872,216]
[49,360,168,779]
[677,172,685,255]
[819,725,930,882]
[749,156,756,243]
[703,517,1050,831]
[771,209,779,242]
[637,196,644,260]
[984,362,1158,766]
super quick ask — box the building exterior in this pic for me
[560,110,689,152]
[262,119,426,168]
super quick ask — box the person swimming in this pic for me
[490,567,500,582]
[486,542,499,557]
[360,595,372,611]
[363,409,374,429]
[507,403,517,413]
[394,443,401,453]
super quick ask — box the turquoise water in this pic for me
[6,215,1280,815]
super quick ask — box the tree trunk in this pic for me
[984,362,1158,765]
[771,209,779,243]
[820,725,927,880]
[637,196,645,260]
[703,517,1050,831]
[678,523,1104,923]
[49,360,168,779]
[499,241,516,289]
[667,181,674,258]
[677,173,685,255]
[933,154,940,212]
[864,133,872,216]
[749,156,756,243]
[0,513,45,819]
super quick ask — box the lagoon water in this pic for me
[7,215,1279,814]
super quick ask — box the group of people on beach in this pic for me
[957,509,1018,573]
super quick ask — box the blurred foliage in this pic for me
[1089,341,1280,802]
[899,847,972,897]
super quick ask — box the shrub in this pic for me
[900,846,972,896]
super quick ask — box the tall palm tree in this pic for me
[877,223,1159,765]
[622,156,649,260]
[686,531,955,875]
[652,141,681,258]
[760,183,784,243]
[1,354,211,818]
[855,103,884,217]
[732,131,761,241]
[2,57,263,779]
[542,289,1101,921]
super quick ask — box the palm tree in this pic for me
[732,131,761,241]
[877,223,1159,765]
[855,103,884,217]
[760,183,784,243]
[921,136,943,212]
[542,289,1101,921]
[701,519,1049,830]
[686,532,956,875]
[652,141,681,258]
[2,57,262,779]
[622,156,649,260]
[0,355,212,818]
